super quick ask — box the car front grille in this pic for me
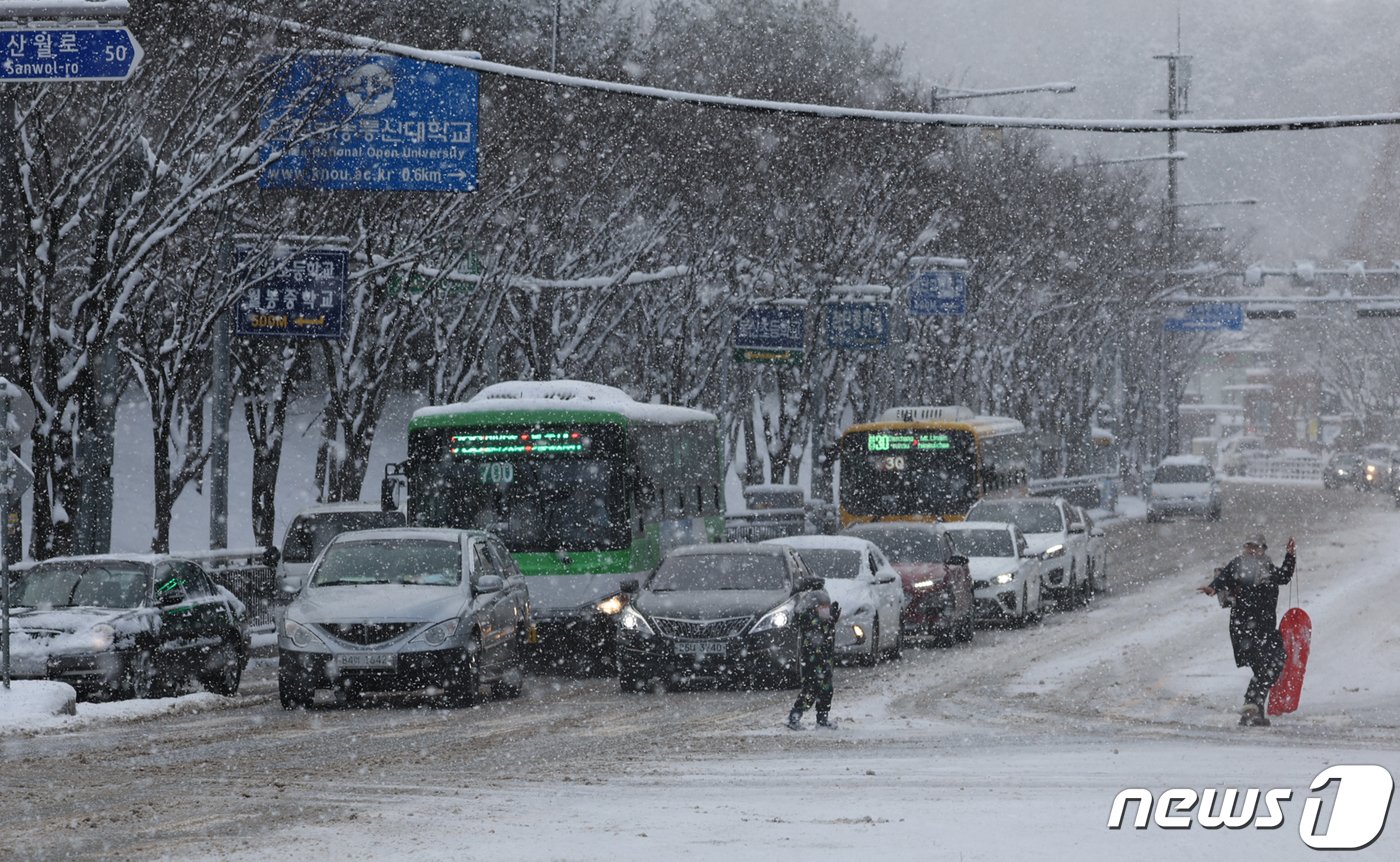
[318,622,420,646]
[650,616,753,639]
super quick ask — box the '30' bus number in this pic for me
[873,455,907,472]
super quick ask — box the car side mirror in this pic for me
[797,575,825,593]
[878,572,897,584]
[1068,523,1085,534]
[620,578,640,596]
[1091,527,1105,538]
[157,588,188,608]
[947,555,969,568]
[261,545,281,570]
[475,575,504,594]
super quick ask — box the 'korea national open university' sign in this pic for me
[260,53,478,192]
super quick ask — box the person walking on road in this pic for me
[787,578,840,730]
[1198,533,1296,727]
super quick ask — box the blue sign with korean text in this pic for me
[733,305,805,364]
[1164,302,1244,331]
[234,247,349,339]
[260,53,477,192]
[909,270,967,316]
[734,306,805,350]
[826,302,890,350]
[0,28,143,82]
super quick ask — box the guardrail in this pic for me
[183,547,278,625]
[725,509,807,542]
[1028,474,1119,511]
[1242,453,1323,482]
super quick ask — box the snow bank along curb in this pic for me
[0,689,269,736]
[0,680,78,721]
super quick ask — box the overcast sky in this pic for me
[843,0,1400,265]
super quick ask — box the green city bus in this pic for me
[390,380,724,660]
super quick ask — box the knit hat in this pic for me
[1244,533,1267,549]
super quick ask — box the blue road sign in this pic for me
[234,247,349,339]
[1164,302,1244,331]
[0,27,143,82]
[909,270,967,316]
[826,302,890,350]
[260,53,478,192]
[734,305,804,364]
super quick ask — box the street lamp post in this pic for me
[930,81,1076,113]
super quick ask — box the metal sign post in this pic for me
[0,376,36,689]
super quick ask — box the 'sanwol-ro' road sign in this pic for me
[0,28,143,82]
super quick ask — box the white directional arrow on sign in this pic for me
[0,379,35,448]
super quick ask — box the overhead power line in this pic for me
[216,5,1400,135]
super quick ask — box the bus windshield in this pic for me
[408,424,630,553]
[840,429,979,519]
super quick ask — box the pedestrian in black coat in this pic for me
[787,578,840,730]
[1198,533,1296,726]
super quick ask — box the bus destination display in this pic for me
[449,431,585,457]
[866,433,952,451]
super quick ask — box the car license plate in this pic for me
[337,653,397,670]
[675,640,726,657]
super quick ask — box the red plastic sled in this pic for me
[1268,607,1312,716]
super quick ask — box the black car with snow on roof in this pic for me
[5,555,248,700]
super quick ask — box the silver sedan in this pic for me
[277,528,529,708]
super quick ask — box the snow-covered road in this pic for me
[3,483,1398,860]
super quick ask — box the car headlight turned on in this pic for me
[1042,543,1065,559]
[416,619,460,647]
[992,572,1015,586]
[283,619,325,649]
[751,599,796,633]
[618,606,654,636]
[912,578,943,590]
[88,624,115,652]
[595,595,625,616]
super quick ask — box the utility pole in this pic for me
[1154,20,1191,462]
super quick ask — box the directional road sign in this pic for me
[733,305,805,364]
[0,28,143,82]
[1164,302,1244,331]
[0,378,34,447]
[234,247,349,339]
[0,449,33,500]
[260,53,478,192]
[825,301,890,350]
[909,270,967,316]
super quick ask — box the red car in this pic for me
[841,523,974,644]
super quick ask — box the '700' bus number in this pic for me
[478,462,515,484]
[872,455,907,472]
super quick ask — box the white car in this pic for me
[943,521,1043,626]
[1073,505,1110,594]
[763,535,905,665]
[1146,456,1221,522]
[966,496,1091,610]
[273,502,407,596]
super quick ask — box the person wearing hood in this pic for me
[1198,533,1296,727]
[787,578,840,730]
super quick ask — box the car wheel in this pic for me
[278,658,315,710]
[1208,505,1222,521]
[619,658,647,694]
[859,618,880,666]
[1057,567,1079,612]
[887,621,903,661]
[199,638,243,697]
[443,640,481,707]
[123,648,159,700]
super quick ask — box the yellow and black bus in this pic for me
[839,405,1029,524]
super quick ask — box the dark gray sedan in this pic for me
[615,544,814,693]
[278,528,529,708]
